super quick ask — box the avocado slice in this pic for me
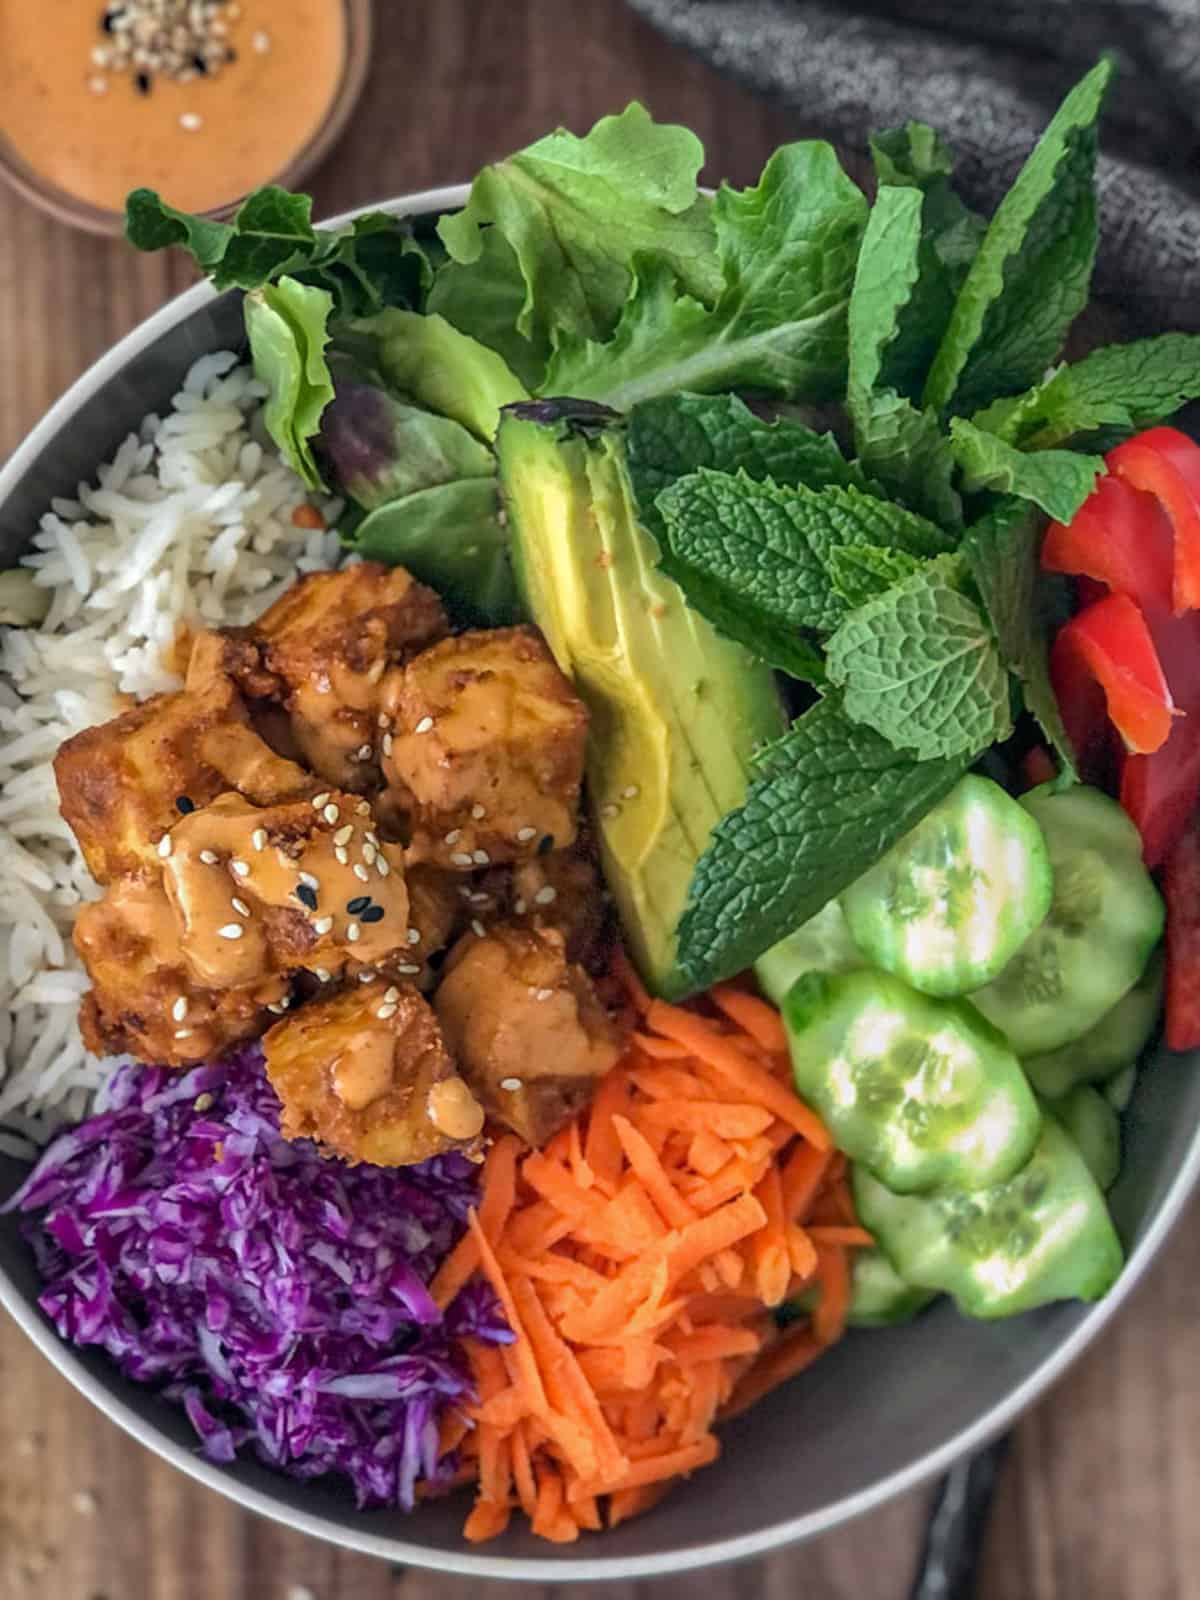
[496,400,784,995]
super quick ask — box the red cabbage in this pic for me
[2,1044,509,1510]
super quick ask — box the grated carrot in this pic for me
[710,985,789,1053]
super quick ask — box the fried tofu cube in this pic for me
[74,876,287,1067]
[510,837,613,974]
[252,563,447,791]
[381,626,588,870]
[263,978,484,1165]
[434,922,624,1146]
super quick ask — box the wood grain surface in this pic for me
[1,4,1197,1598]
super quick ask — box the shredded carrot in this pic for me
[454,965,856,1543]
[289,501,325,529]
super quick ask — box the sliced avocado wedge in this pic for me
[496,400,784,993]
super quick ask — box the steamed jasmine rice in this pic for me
[0,352,339,1157]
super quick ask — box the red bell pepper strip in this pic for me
[1020,745,1058,791]
[1163,814,1200,1050]
[1042,473,1175,613]
[1121,722,1200,870]
[1108,426,1200,615]
[1049,593,1177,757]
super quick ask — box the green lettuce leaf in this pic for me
[436,104,719,354]
[426,228,548,389]
[949,417,1104,522]
[825,557,1013,760]
[962,496,1078,782]
[348,311,528,440]
[544,142,868,409]
[923,59,1114,416]
[243,278,336,488]
[668,695,970,994]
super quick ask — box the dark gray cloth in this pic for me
[627,0,1200,333]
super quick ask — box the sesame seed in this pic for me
[358,970,376,982]
[323,804,340,825]
[363,842,377,865]
[353,863,370,882]
[538,835,554,856]
[199,849,218,866]
[377,713,391,730]
[347,923,361,942]
[296,884,318,911]
[347,896,370,914]
[230,859,250,878]
[179,111,202,131]
[194,1093,215,1111]
[311,793,331,809]
[600,803,620,819]
[472,849,490,866]
[333,824,354,846]
[535,987,555,1001]
[266,1002,286,1014]
[450,852,474,868]
[252,28,271,52]
[396,963,421,975]
[231,898,250,917]
[622,785,640,799]
[175,796,195,815]
[516,826,538,842]
[299,872,319,890]
[384,986,400,1002]
[89,73,108,94]
[500,1078,522,1092]
[469,892,490,906]
[471,919,487,939]
[314,967,332,983]
[217,923,243,940]
[407,928,421,945]
[376,856,391,878]
[251,829,267,851]
[444,829,462,845]
[534,886,557,906]
[377,1003,398,1020]
[312,916,333,935]
[335,847,349,865]
[364,831,378,846]
[355,743,373,760]
[414,716,434,735]
[174,1028,194,1040]
[514,898,527,916]
[357,801,371,816]
[366,657,387,685]
[382,733,394,755]
[472,805,487,820]
[157,834,173,858]
[172,996,188,1022]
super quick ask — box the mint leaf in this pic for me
[923,59,1114,416]
[962,497,1078,782]
[244,279,335,488]
[972,333,1200,450]
[848,185,928,405]
[826,544,922,608]
[545,142,868,409]
[850,391,963,528]
[826,558,1013,760]
[949,417,1103,522]
[626,391,867,543]
[436,104,719,354]
[869,122,985,296]
[667,695,970,994]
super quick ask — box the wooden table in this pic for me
[2,4,1198,1597]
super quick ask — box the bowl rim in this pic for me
[2,185,1199,1581]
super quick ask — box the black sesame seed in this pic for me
[192,54,209,73]
[101,7,123,34]
[175,795,195,815]
[361,905,385,924]
[296,884,318,910]
[537,834,555,856]
[135,70,152,94]
[225,46,237,63]
[346,895,370,915]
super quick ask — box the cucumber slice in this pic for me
[971,784,1165,1056]
[754,900,862,1007]
[1024,949,1163,1099]
[840,776,1053,998]
[1105,1064,1138,1114]
[1047,1087,1122,1192]
[846,1247,937,1326]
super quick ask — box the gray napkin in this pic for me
[627,0,1200,333]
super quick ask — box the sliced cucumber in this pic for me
[1024,949,1163,1099]
[971,784,1164,1056]
[845,1247,937,1326]
[1047,1087,1122,1192]
[754,899,862,1008]
[1105,1064,1138,1114]
[840,776,1053,998]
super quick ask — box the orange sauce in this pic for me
[0,0,346,216]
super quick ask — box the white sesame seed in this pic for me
[450,852,474,867]
[88,74,108,95]
[314,967,332,983]
[444,829,462,845]
[172,996,188,1022]
[353,864,370,882]
[323,804,340,825]
[333,824,354,846]
[514,899,527,915]
[366,657,387,685]
[357,801,371,816]
[356,744,373,760]
[534,886,557,906]
[313,916,333,935]
[358,969,376,982]
[376,856,391,878]
[472,849,490,866]
[335,847,349,865]
[458,886,472,900]
[252,27,271,52]
[469,892,490,906]
[365,831,379,846]
[500,1078,523,1092]
[382,733,394,755]
[414,716,435,735]
[622,785,640,799]
[376,1003,398,1020]
[363,842,377,865]
[535,988,555,1001]
[312,793,331,809]
[396,963,421,975]
[157,834,173,858]
[298,872,318,891]
[230,859,250,878]
[347,923,361,942]
[266,1002,286,1014]
[471,919,486,938]
[194,1093,215,1111]
[377,713,391,729]
[384,986,400,1003]
[179,112,203,131]
[217,923,244,940]
[600,803,620,819]
[174,1028,194,1040]
[516,826,538,842]
[231,898,250,917]
[252,829,267,851]
[199,849,219,866]
[472,804,487,820]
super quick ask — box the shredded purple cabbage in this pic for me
[2,1045,510,1509]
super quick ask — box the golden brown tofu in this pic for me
[263,978,484,1165]
[434,923,624,1147]
[74,876,288,1067]
[510,839,613,974]
[251,563,447,791]
[381,626,588,870]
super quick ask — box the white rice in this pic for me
[0,352,340,1158]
